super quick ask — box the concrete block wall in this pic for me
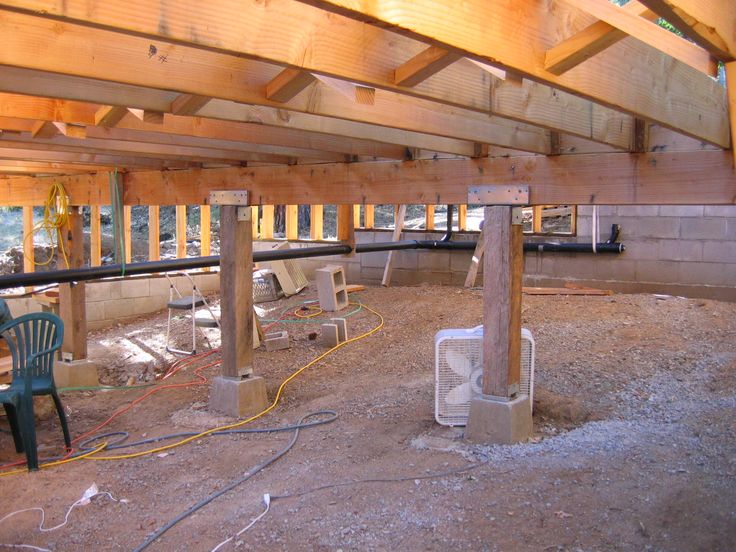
[5,272,220,329]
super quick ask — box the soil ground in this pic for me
[0,285,734,551]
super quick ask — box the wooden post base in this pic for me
[465,394,532,444]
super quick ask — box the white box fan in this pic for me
[435,326,535,427]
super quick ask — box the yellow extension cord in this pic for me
[0,302,383,474]
[23,182,71,269]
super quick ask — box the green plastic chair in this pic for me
[0,312,70,471]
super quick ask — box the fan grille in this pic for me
[435,327,535,427]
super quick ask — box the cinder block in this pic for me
[86,281,121,302]
[148,276,170,297]
[315,265,348,311]
[623,217,680,239]
[54,359,99,388]
[616,205,660,217]
[616,239,659,260]
[210,375,269,418]
[449,251,473,273]
[360,251,389,269]
[659,205,704,217]
[679,262,736,286]
[702,240,736,264]
[658,240,703,262]
[120,278,150,298]
[85,301,105,322]
[727,220,736,240]
[418,250,450,272]
[635,260,682,284]
[680,217,728,240]
[703,206,736,217]
[321,323,340,348]
[103,299,137,320]
[264,330,290,352]
[330,318,347,342]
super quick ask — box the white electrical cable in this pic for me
[209,494,271,552]
[0,487,119,535]
[592,205,599,254]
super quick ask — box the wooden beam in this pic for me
[128,108,164,124]
[123,205,132,263]
[285,204,299,240]
[298,0,729,147]
[261,204,274,239]
[95,105,128,128]
[58,206,87,360]
[0,0,635,149]
[31,120,61,139]
[394,46,461,87]
[90,205,101,267]
[176,205,187,258]
[310,204,324,240]
[563,0,717,76]
[219,203,254,378]
[266,69,317,103]
[382,204,406,287]
[638,0,736,61]
[22,205,34,275]
[364,204,374,229]
[5,151,736,207]
[546,1,657,75]
[148,205,160,261]
[170,94,212,116]
[481,206,522,397]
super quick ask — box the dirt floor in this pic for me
[1,284,735,551]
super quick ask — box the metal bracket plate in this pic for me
[468,185,529,205]
[237,206,252,222]
[208,190,249,206]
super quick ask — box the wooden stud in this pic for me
[176,204,187,258]
[425,205,435,230]
[22,206,34,290]
[532,206,543,234]
[251,206,259,238]
[95,105,128,128]
[285,204,298,240]
[353,205,361,228]
[266,68,317,103]
[261,205,274,239]
[123,205,132,263]
[170,94,212,116]
[58,206,87,360]
[727,62,736,169]
[482,206,522,398]
[148,205,160,261]
[219,204,254,378]
[337,204,355,247]
[632,118,651,153]
[90,205,101,267]
[31,120,62,139]
[394,46,462,87]
[458,204,468,231]
[128,108,165,124]
[382,204,407,287]
[364,205,374,229]
[310,205,324,240]
[464,222,485,288]
[200,204,211,256]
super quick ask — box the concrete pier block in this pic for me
[264,330,290,352]
[210,375,269,418]
[465,394,532,444]
[321,323,340,348]
[330,318,347,342]
[53,359,99,388]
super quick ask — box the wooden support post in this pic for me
[364,204,375,229]
[458,204,468,231]
[22,206,34,275]
[482,206,522,398]
[464,222,486,288]
[425,204,435,230]
[148,205,160,261]
[200,204,211,257]
[310,205,324,240]
[251,206,259,238]
[123,205,132,263]
[337,204,355,250]
[532,206,543,234]
[261,205,274,239]
[353,205,361,228]
[220,204,254,378]
[382,204,407,287]
[285,204,298,240]
[726,62,736,168]
[58,206,87,360]
[90,205,101,267]
[176,205,187,258]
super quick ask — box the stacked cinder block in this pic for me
[321,318,347,348]
[315,265,349,311]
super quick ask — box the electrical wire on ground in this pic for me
[132,411,337,552]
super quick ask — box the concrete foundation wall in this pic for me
[5,272,220,329]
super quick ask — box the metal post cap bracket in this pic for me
[468,185,529,205]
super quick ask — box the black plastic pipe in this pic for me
[0,238,624,290]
